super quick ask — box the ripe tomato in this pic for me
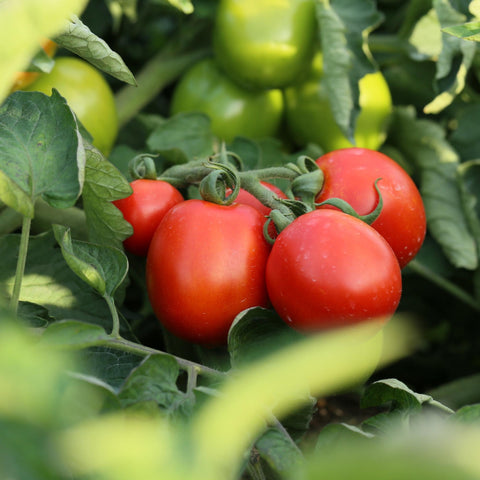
[266,209,402,332]
[113,179,184,256]
[315,148,426,268]
[284,53,392,152]
[226,181,288,238]
[213,0,317,89]
[146,199,271,345]
[24,57,118,156]
[170,58,284,142]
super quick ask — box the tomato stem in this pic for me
[10,216,32,315]
[106,336,228,380]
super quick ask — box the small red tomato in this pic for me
[227,181,288,238]
[113,179,184,256]
[266,209,402,332]
[315,147,426,268]
[146,199,271,345]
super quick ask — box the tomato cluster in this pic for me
[114,147,426,347]
[170,0,392,151]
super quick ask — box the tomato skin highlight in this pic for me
[315,147,427,268]
[113,179,184,256]
[25,57,118,156]
[146,199,271,345]
[170,58,284,142]
[266,209,402,332]
[213,0,317,90]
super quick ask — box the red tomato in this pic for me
[146,199,271,345]
[266,209,402,332]
[113,179,184,256]
[315,148,426,268]
[227,181,288,238]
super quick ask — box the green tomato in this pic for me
[170,58,284,142]
[213,0,317,89]
[284,53,392,152]
[25,57,118,156]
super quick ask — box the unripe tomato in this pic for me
[315,148,426,268]
[146,199,271,345]
[284,53,392,152]
[213,0,317,89]
[170,58,284,142]
[266,209,402,332]
[11,39,57,92]
[113,179,184,256]
[25,57,118,156]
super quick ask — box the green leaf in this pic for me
[361,378,453,413]
[53,224,128,298]
[228,307,303,369]
[0,169,34,218]
[409,8,443,58]
[387,107,477,270]
[151,0,194,14]
[0,0,88,102]
[423,0,476,113]
[54,15,136,86]
[457,160,480,265]
[443,21,480,41]
[78,347,143,391]
[315,423,374,452]
[82,145,133,249]
[427,374,480,410]
[0,90,85,210]
[147,112,215,164]
[119,354,194,417]
[40,320,111,350]
[254,427,303,478]
[26,46,56,74]
[454,404,480,423]
[449,104,480,161]
[17,301,56,328]
[317,0,383,143]
[0,231,112,329]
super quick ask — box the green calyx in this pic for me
[315,178,384,225]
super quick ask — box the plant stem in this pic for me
[105,295,121,338]
[406,259,480,312]
[10,216,32,315]
[106,336,227,381]
[115,46,209,128]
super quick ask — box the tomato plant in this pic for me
[4,2,480,479]
[113,179,184,256]
[25,56,118,155]
[213,0,317,89]
[170,58,284,142]
[266,209,402,332]
[284,53,392,152]
[146,199,271,345]
[315,147,426,268]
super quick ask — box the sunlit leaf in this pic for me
[55,15,136,85]
[53,224,128,298]
[0,91,85,210]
